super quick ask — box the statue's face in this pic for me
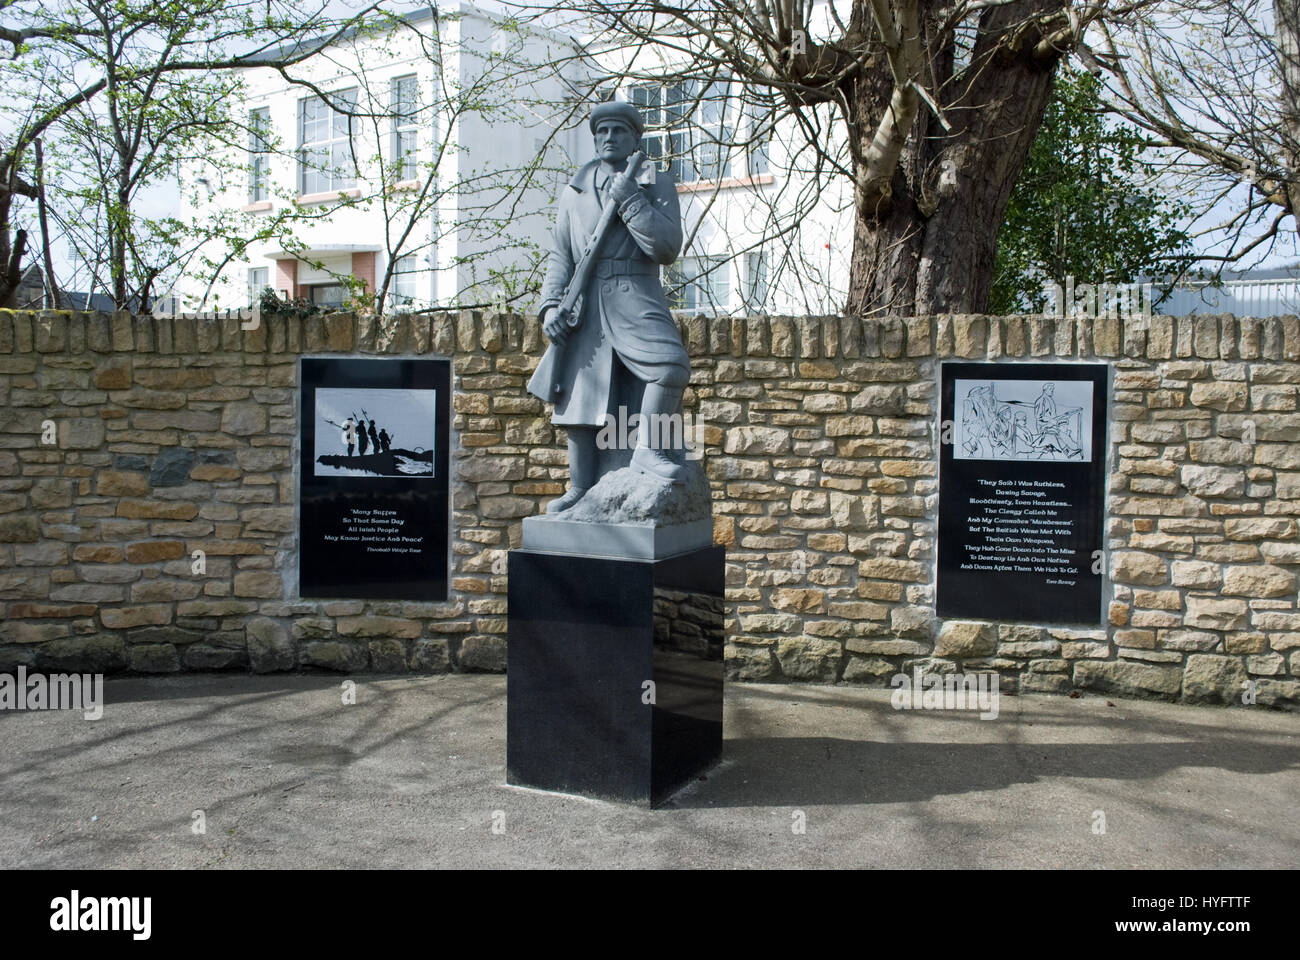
[593,120,637,164]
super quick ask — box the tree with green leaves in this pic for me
[0,0,387,309]
[989,68,1195,315]
[145,7,581,316]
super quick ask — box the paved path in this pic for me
[1,675,1296,868]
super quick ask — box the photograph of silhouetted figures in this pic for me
[313,387,438,479]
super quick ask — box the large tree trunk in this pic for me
[847,0,1064,315]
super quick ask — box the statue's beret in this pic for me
[588,101,645,136]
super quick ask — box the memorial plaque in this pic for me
[299,357,450,600]
[937,362,1109,624]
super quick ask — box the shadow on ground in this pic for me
[0,675,1296,868]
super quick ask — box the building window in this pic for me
[694,81,731,182]
[309,283,346,307]
[298,88,357,196]
[742,251,768,311]
[631,82,692,181]
[668,256,730,312]
[247,267,269,306]
[391,254,421,309]
[249,108,271,202]
[631,81,731,183]
[390,74,419,182]
[744,101,773,176]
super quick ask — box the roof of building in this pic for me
[239,2,562,68]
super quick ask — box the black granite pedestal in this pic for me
[506,545,725,806]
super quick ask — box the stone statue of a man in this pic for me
[526,101,691,516]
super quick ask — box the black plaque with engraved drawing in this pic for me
[937,362,1109,624]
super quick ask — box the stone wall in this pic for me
[1,308,1298,709]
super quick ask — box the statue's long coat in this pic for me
[527,159,689,426]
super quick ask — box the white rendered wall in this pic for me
[174,4,583,313]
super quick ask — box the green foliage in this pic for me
[989,69,1195,314]
[0,1,405,310]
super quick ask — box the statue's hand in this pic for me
[542,306,570,345]
[609,169,638,206]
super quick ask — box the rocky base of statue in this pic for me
[522,460,713,560]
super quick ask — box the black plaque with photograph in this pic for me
[937,362,1109,624]
[299,357,450,600]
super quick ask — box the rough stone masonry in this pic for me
[0,308,1297,709]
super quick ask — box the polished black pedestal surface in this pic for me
[507,545,725,806]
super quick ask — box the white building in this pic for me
[177,3,585,313]
[574,1,856,316]
[178,1,856,317]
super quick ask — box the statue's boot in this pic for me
[546,428,596,514]
[631,383,687,484]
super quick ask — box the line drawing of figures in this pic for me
[1028,382,1083,458]
[1035,381,1057,424]
[959,381,1085,461]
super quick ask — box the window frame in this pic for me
[390,74,420,183]
[742,250,768,312]
[693,80,731,183]
[630,79,732,184]
[247,266,269,306]
[248,107,271,203]
[668,255,731,313]
[746,107,772,177]
[297,87,359,196]
[631,81,695,182]
[308,283,347,307]
[391,254,422,309]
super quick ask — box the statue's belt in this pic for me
[593,259,657,278]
